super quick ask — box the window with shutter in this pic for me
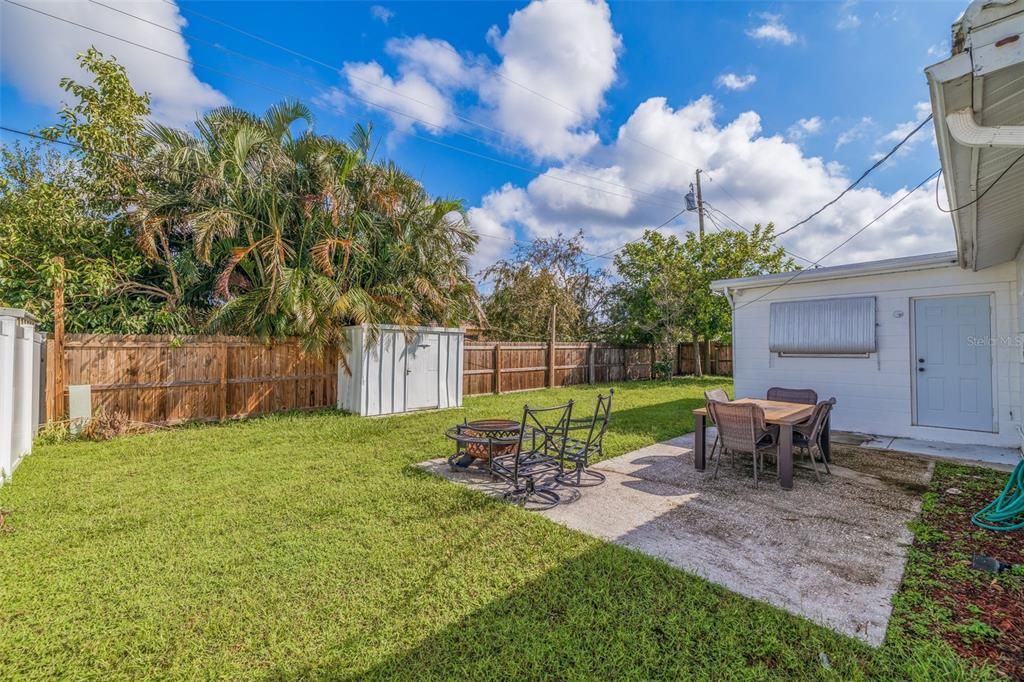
[769,296,876,355]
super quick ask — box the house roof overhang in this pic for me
[926,0,1024,271]
[710,251,959,293]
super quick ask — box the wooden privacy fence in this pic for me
[677,342,733,377]
[48,334,337,426]
[44,333,732,426]
[463,342,660,396]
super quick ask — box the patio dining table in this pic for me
[693,398,825,490]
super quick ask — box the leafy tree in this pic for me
[481,232,609,341]
[0,48,187,333]
[609,224,795,373]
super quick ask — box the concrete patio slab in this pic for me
[834,431,1021,471]
[418,436,933,646]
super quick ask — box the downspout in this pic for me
[723,286,736,386]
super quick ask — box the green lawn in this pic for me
[0,378,996,679]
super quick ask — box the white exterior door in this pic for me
[405,333,439,410]
[913,295,994,431]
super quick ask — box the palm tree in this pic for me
[134,101,481,352]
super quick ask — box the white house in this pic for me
[712,0,1024,448]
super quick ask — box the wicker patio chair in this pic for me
[707,400,779,488]
[558,389,613,487]
[766,387,818,405]
[793,398,836,481]
[703,388,729,465]
[489,400,573,509]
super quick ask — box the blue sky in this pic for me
[1,0,965,273]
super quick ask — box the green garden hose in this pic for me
[971,458,1024,531]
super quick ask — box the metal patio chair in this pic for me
[558,389,613,487]
[793,398,836,481]
[489,400,573,509]
[703,388,729,466]
[707,400,779,488]
[766,387,818,405]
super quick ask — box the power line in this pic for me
[108,2,680,208]
[170,2,716,186]
[775,114,934,238]
[168,0,772,222]
[934,149,1024,214]
[7,0,687,215]
[580,207,691,265]
[734,168,941,311]
[702,202,816,266]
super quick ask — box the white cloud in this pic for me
[0,0,228,129]
[927,41,949,58]
[331,0,620,161]
[480,0,622,160]
[386,36,484,90]
[715,73,757,91]
[836,1,861,30]
[787,116,823,141]
[835,117,874,149]
[342,61,455,134]
[746,13,798,45]
[467,96,953,272]
[876,101,933,155]
[466,184,530,273]
[370,5,394,23]
[312,87,347,115]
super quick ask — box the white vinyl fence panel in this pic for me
[0,308,44,483]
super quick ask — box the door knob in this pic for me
[918,358,925,363]
[918,367,925,372]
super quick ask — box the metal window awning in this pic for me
[769,297,876,355]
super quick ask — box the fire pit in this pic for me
[445,419,521,468]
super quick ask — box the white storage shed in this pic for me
[337,325,464,417]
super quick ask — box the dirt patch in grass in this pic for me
[893,463,1023,679]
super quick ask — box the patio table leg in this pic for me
[694,413,706,471]
[778,424,793,490]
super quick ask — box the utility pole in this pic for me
[695,168,706,240]
[693,170,705,375]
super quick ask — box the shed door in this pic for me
[913,295,993,432]
[405,333,439,411]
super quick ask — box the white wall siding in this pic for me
[337,325,464,417]
[730,261,1021,447]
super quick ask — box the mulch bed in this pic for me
[907,464,1023,678]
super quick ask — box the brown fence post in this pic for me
[547,305,557,388]
[494,342,503,394]
[649,344,656,380]
[51,256,65,421]
[588,343,595,385]
[622,347,629,381]
[218,338,229,421]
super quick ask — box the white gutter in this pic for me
[947,107,1024,147]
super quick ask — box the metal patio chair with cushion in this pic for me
[707,400,779,488]
[558,389,613,487]
[489,400,573,509]
[766,387,818,405]
[793,398,836,481]
[703,388,729,465]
